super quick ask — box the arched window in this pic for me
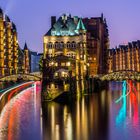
[67,42,71,48]
[55,42,58,48]
[72,41,76,48]
[60,42,64,48]
[48,42,53,48]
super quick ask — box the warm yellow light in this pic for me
[62,71,65,77]
[51,83,55,89]
[84,65,86,71]
[66,62,71,66]
[51,61,54,65]
[61,63,65,66]
[55,63,58,66]
[55,72,58,76]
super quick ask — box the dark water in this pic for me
[0,81,140,140]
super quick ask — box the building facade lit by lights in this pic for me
[108,40,140,73]
[83,14,109,75]
[43,14,88,93]
[23,43,30,73]
[0,8,19,76]
[43,14,109,81]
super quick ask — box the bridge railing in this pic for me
[99,70,140,81]
[0,72,42,82]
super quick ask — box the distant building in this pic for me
[0,8,19,76]
[23,43,42,73]
[23,43,30,73]
[30,52,42,73]
[108,40,140,73]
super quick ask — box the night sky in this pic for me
[0,0,139,52]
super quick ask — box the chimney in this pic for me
[51,16,56,27]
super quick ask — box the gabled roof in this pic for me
[45,14,86,36]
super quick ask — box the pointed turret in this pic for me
[12,22,17,31]
[75,18,86,34]
[76,18,86,31]
[0,8,4,19]
[0,8,3,14]
[5,15,10,22]
[24,42,28,50]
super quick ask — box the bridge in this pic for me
[0,72,42,82]
[99,70,140,81]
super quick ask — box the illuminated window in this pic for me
[61,71,68,77]
[48,49,53,53]
[55,72,58,76]
[66,62,71,66]
[49,61,54,66]
[61,63,65,66]
[55,63,58,66]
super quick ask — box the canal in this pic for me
[0,81,140,140]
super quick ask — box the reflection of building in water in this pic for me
[136,82,140,105]
[108,41,140,73]
[42,92,110,140]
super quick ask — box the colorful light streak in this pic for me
[8,82,34,101]
[0,82,24,93]
[116,81,127,125]
[115,81,127,103]
[0,86,35,140]
[0,81,34,101]
[116,80,139,126]
[0,87,33,127]
[128,80,139,126]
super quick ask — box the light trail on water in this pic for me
[0,81,34,101]
[0,81,42,140]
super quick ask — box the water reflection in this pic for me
[0,82,42,140]
[115,81,139,126]
[1,81,140,140]
[42,91,110,140]
[116,81,127,125]
[128,81,139,130]
[111,81,140,140]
